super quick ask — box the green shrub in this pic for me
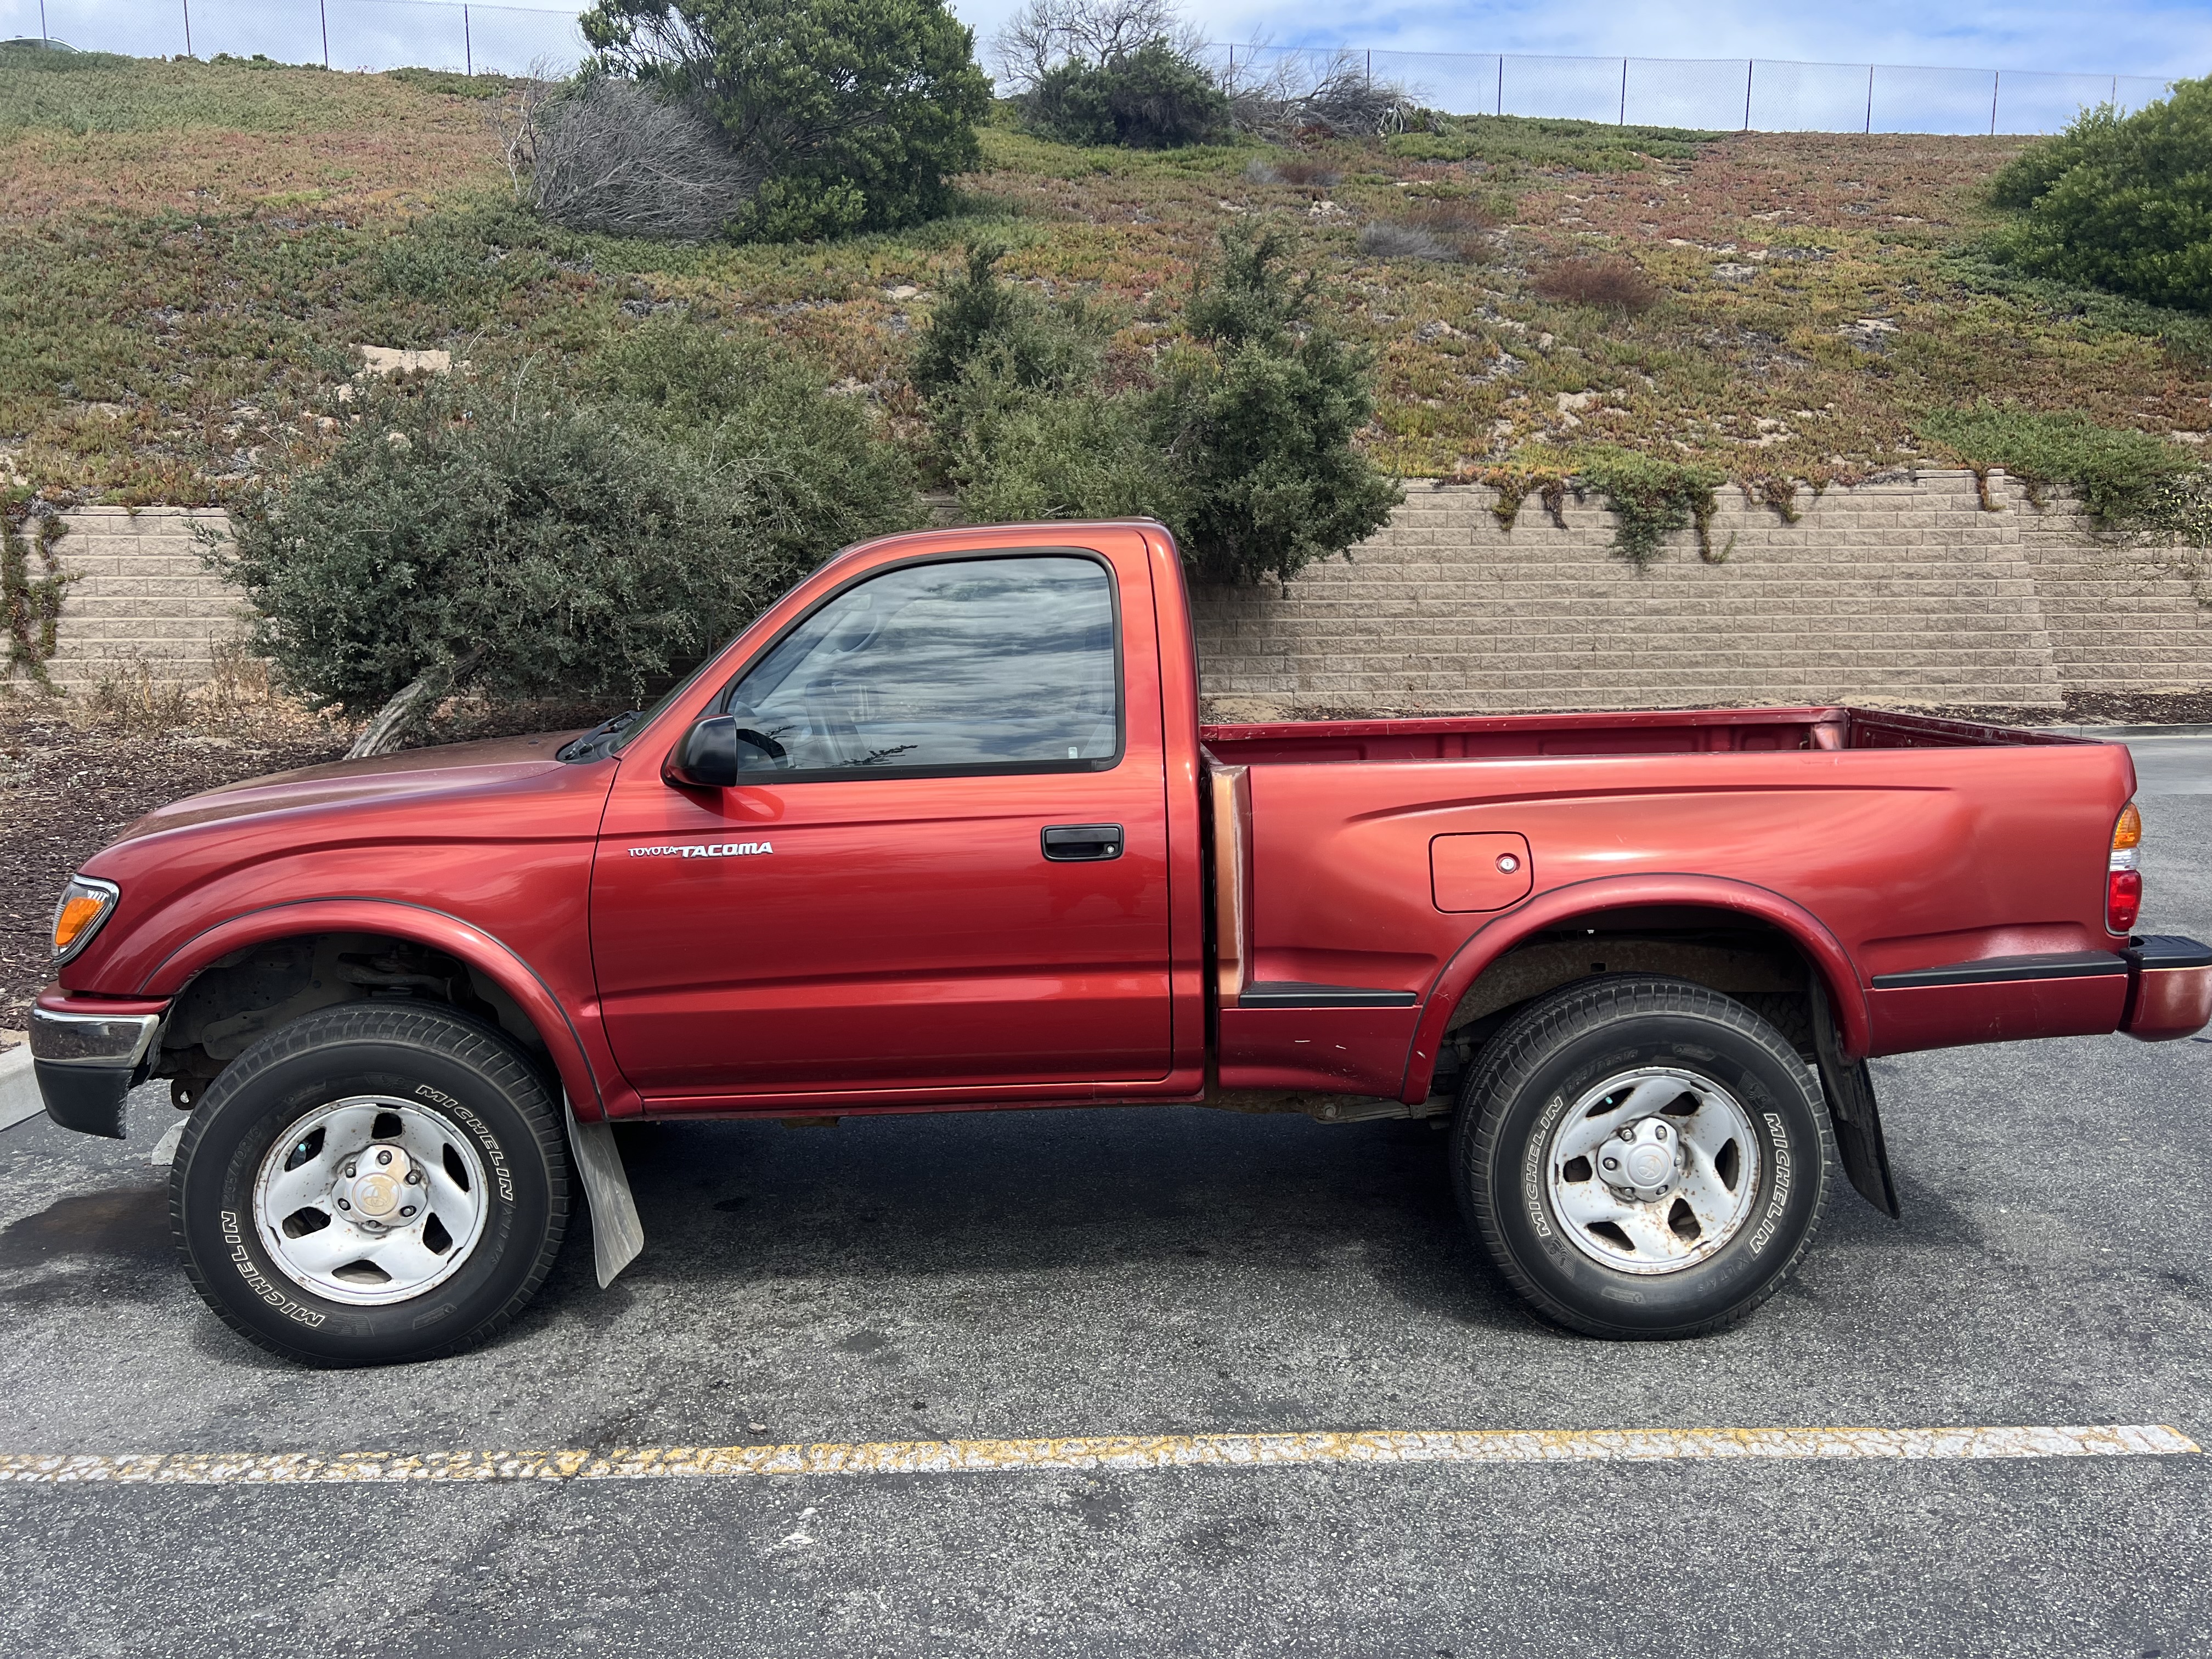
[1916,405,2197,522]
[588,318,927,588]
[217,375,871,718]
[1988,78,2212,312]
[927,226,1400,586]
[909,242,1107,397]
[1023,40,1228,148]
[581,0,992,240]
[943,375,1171,526]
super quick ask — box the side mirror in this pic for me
[664,716,787,789]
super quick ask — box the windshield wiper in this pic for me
[555,710,643,764]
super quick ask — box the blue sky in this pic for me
[951,0,2211,78]
[8,0,2204,103]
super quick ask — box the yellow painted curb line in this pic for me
[0,1424,2195,1485]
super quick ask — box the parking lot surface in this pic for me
[1,738,2205,1656]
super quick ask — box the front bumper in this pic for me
[2121,936,2212,1043]
[29,994,168,1139]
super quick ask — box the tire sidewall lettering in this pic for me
[1480,1010,1822,1333]
[178,1030,556,1362]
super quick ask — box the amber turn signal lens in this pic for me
[50,877,119,963]
[2112,803,2142,851]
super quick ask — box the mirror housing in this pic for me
[664,716,789,788]
[665,716,739,789]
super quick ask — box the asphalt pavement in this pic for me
[0,737,2206,1657]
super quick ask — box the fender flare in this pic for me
[139,897,607,1119]
[1400,872,1870,1102]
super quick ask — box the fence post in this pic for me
[1618,58,1627,125]
[464,5,472,76]
[319,0,329,69]
[181,0,191,57]
[1864,64,1874,133]
[1365,49,1371,89]
[1742,60,1753,131]
[1496,54,1503,117]
[38,0,47,40]
[1990,69,1999,136]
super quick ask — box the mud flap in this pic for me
[1810,978,1900,1218]
[563,1094,644,1288]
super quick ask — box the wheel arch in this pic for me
[1404,874,1869,1103]
[142,899,605,1118]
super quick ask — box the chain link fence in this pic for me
[1,1,2180,137]
[1208,43,2177,137]
[4,0,583,76]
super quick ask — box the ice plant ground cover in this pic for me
[3,52,2210,507]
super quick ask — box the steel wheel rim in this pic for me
[1544,1065,1762,1276]
[251,1095,492,1307]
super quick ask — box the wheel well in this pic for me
[1433,905,1819,1095]
[154,932,555,1098]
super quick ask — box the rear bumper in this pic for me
[29,992,168,1139]
[2121,936,2212,1043]
[1863,936,2212,1056]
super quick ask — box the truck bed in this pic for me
[1200,704,2133,1104]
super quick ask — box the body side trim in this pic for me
[1870,951,2129,991]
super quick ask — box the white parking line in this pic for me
[0,1424,2194,1486]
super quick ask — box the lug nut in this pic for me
[400,1205,417,1218]
[343,1163,357,1178]
[376,1148,393,1166]
[406,1169,423,1184]
[336,1197,350,1210]
[1654,1123,1669,1138]
[1602,1156,1620,1171]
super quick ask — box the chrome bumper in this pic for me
[30,1006,163,1139]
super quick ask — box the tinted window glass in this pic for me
[724,556,1120,775]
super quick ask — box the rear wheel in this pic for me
[171,1003,568,1365]
[1452,975,1831,1339]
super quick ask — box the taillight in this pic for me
[2107,803,2143,934]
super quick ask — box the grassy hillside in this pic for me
[4,49,2210,507]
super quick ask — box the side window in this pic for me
[723,555,1121,776]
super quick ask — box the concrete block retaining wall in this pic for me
[14,472,2211,712]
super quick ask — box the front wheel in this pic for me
[171,1003,569,1365]
[1453,976,1832,1339]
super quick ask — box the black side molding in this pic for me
[1238,982,1420,1008]
[1870,950,2129,991]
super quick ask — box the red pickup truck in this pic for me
[33,521,2212,1365]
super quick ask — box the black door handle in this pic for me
[1042,823,1124,861]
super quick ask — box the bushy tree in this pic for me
[993,0,1226,149]
[589,319,926,589]
[220,349,922,749]
[580,0,991,240]
[1990,77,2212,312]
[1025,40,1229,148]
[921,228,1400,585]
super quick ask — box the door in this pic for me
[590,549,1174,1101]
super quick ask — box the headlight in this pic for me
[51,876,119,964]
